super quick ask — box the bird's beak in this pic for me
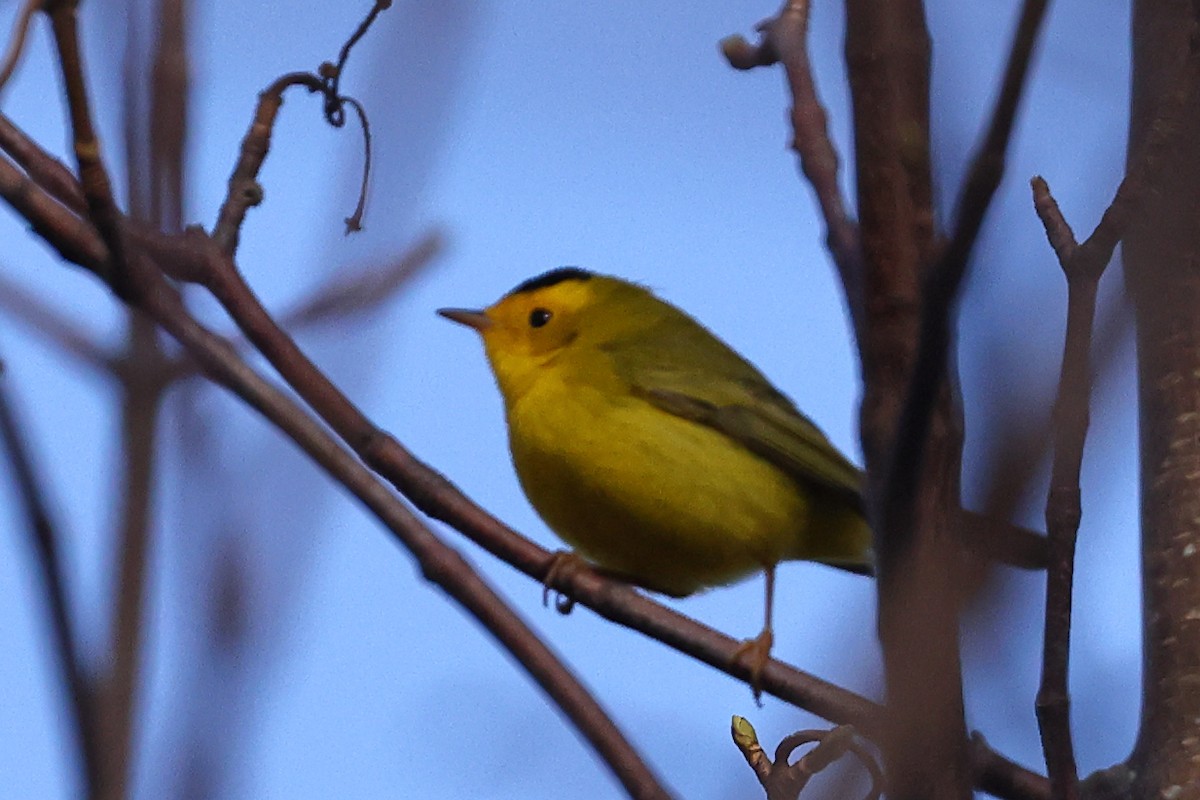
[437,307,493,332]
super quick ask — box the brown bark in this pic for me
[844,2,972,799]
[1126,1,1200,796]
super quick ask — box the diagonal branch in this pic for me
[0,359,99,795]
[0,274,110,371]
[278,229,443,328]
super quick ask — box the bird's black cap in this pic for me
[507,267,593,296]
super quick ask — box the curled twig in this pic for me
[732,717,882,800]
[317,0,390,125]
[212,2,387,251]
[338,95,371,233]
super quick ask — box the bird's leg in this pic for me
[542,550,592,613]
[733,564,776,703]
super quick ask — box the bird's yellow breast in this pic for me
[506,365,813,596]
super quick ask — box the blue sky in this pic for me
[0,1,1140,797]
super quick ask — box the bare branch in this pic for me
[210,72,323,254]
[0,112,86,213]
[721,0,863,337]
[45,0,131,296]
[1028,21,1200,796]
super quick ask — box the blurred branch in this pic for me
[279,229,443,328]
[839,1,963,797]
[0,274,110,371]
[167,230,444,382]
[882,0,1049,577]
[0,0,42,93]
[721,0,864,338]
[102,315,166,800]
[0,358,99,796]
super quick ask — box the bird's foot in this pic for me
[733,627,774,705]
[542,550,588,613]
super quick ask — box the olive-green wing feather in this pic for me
[602,315,864,511]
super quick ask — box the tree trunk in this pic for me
[1126,1,1200,796]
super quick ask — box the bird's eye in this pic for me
[529,308,552,328]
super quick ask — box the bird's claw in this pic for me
[733,628,774,705]
[542,550,587,613]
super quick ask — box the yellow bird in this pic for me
[439,268,871,690]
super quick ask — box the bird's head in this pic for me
[439,267,658,401]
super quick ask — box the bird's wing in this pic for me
[603,322,865,510]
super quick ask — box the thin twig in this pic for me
[321,0,391,108]
[0,359,99,795]
[45,0,132,297]
[1030,178,1090,800]
[213,2,390,251]
[721,0,863,338]
[210,72,322,254]
[0,0,43,93]
[1029,23,1200,798]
